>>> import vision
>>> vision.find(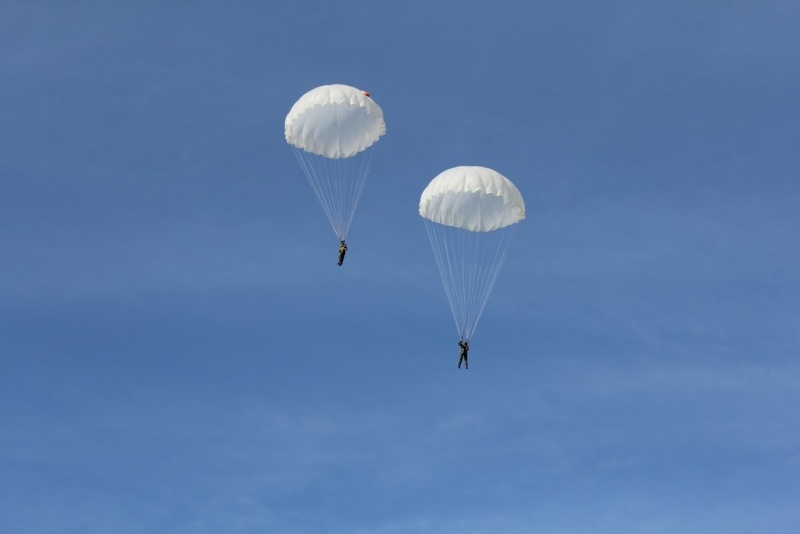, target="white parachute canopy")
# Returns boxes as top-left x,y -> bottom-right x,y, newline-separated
286,85 -> 386,241
420,166 -> 525,342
